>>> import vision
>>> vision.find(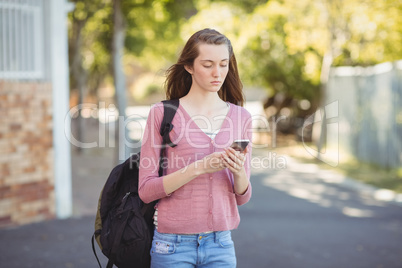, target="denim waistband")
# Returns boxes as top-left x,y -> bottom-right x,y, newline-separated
153,229 -> 231,244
